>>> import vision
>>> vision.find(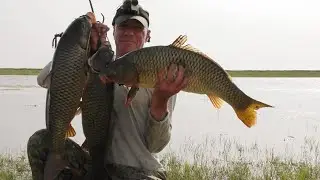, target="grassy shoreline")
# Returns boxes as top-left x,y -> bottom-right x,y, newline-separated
1,68 -> 320,77
2,136 -> 320,179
